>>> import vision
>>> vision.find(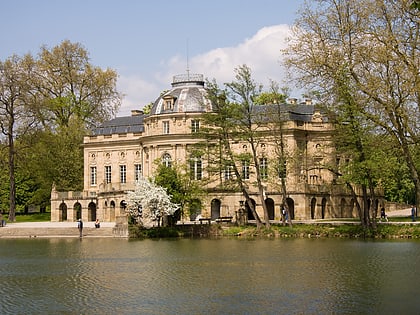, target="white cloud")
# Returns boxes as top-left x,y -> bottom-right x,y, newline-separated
116,75 -> 161,116
116,24 -> 292,116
